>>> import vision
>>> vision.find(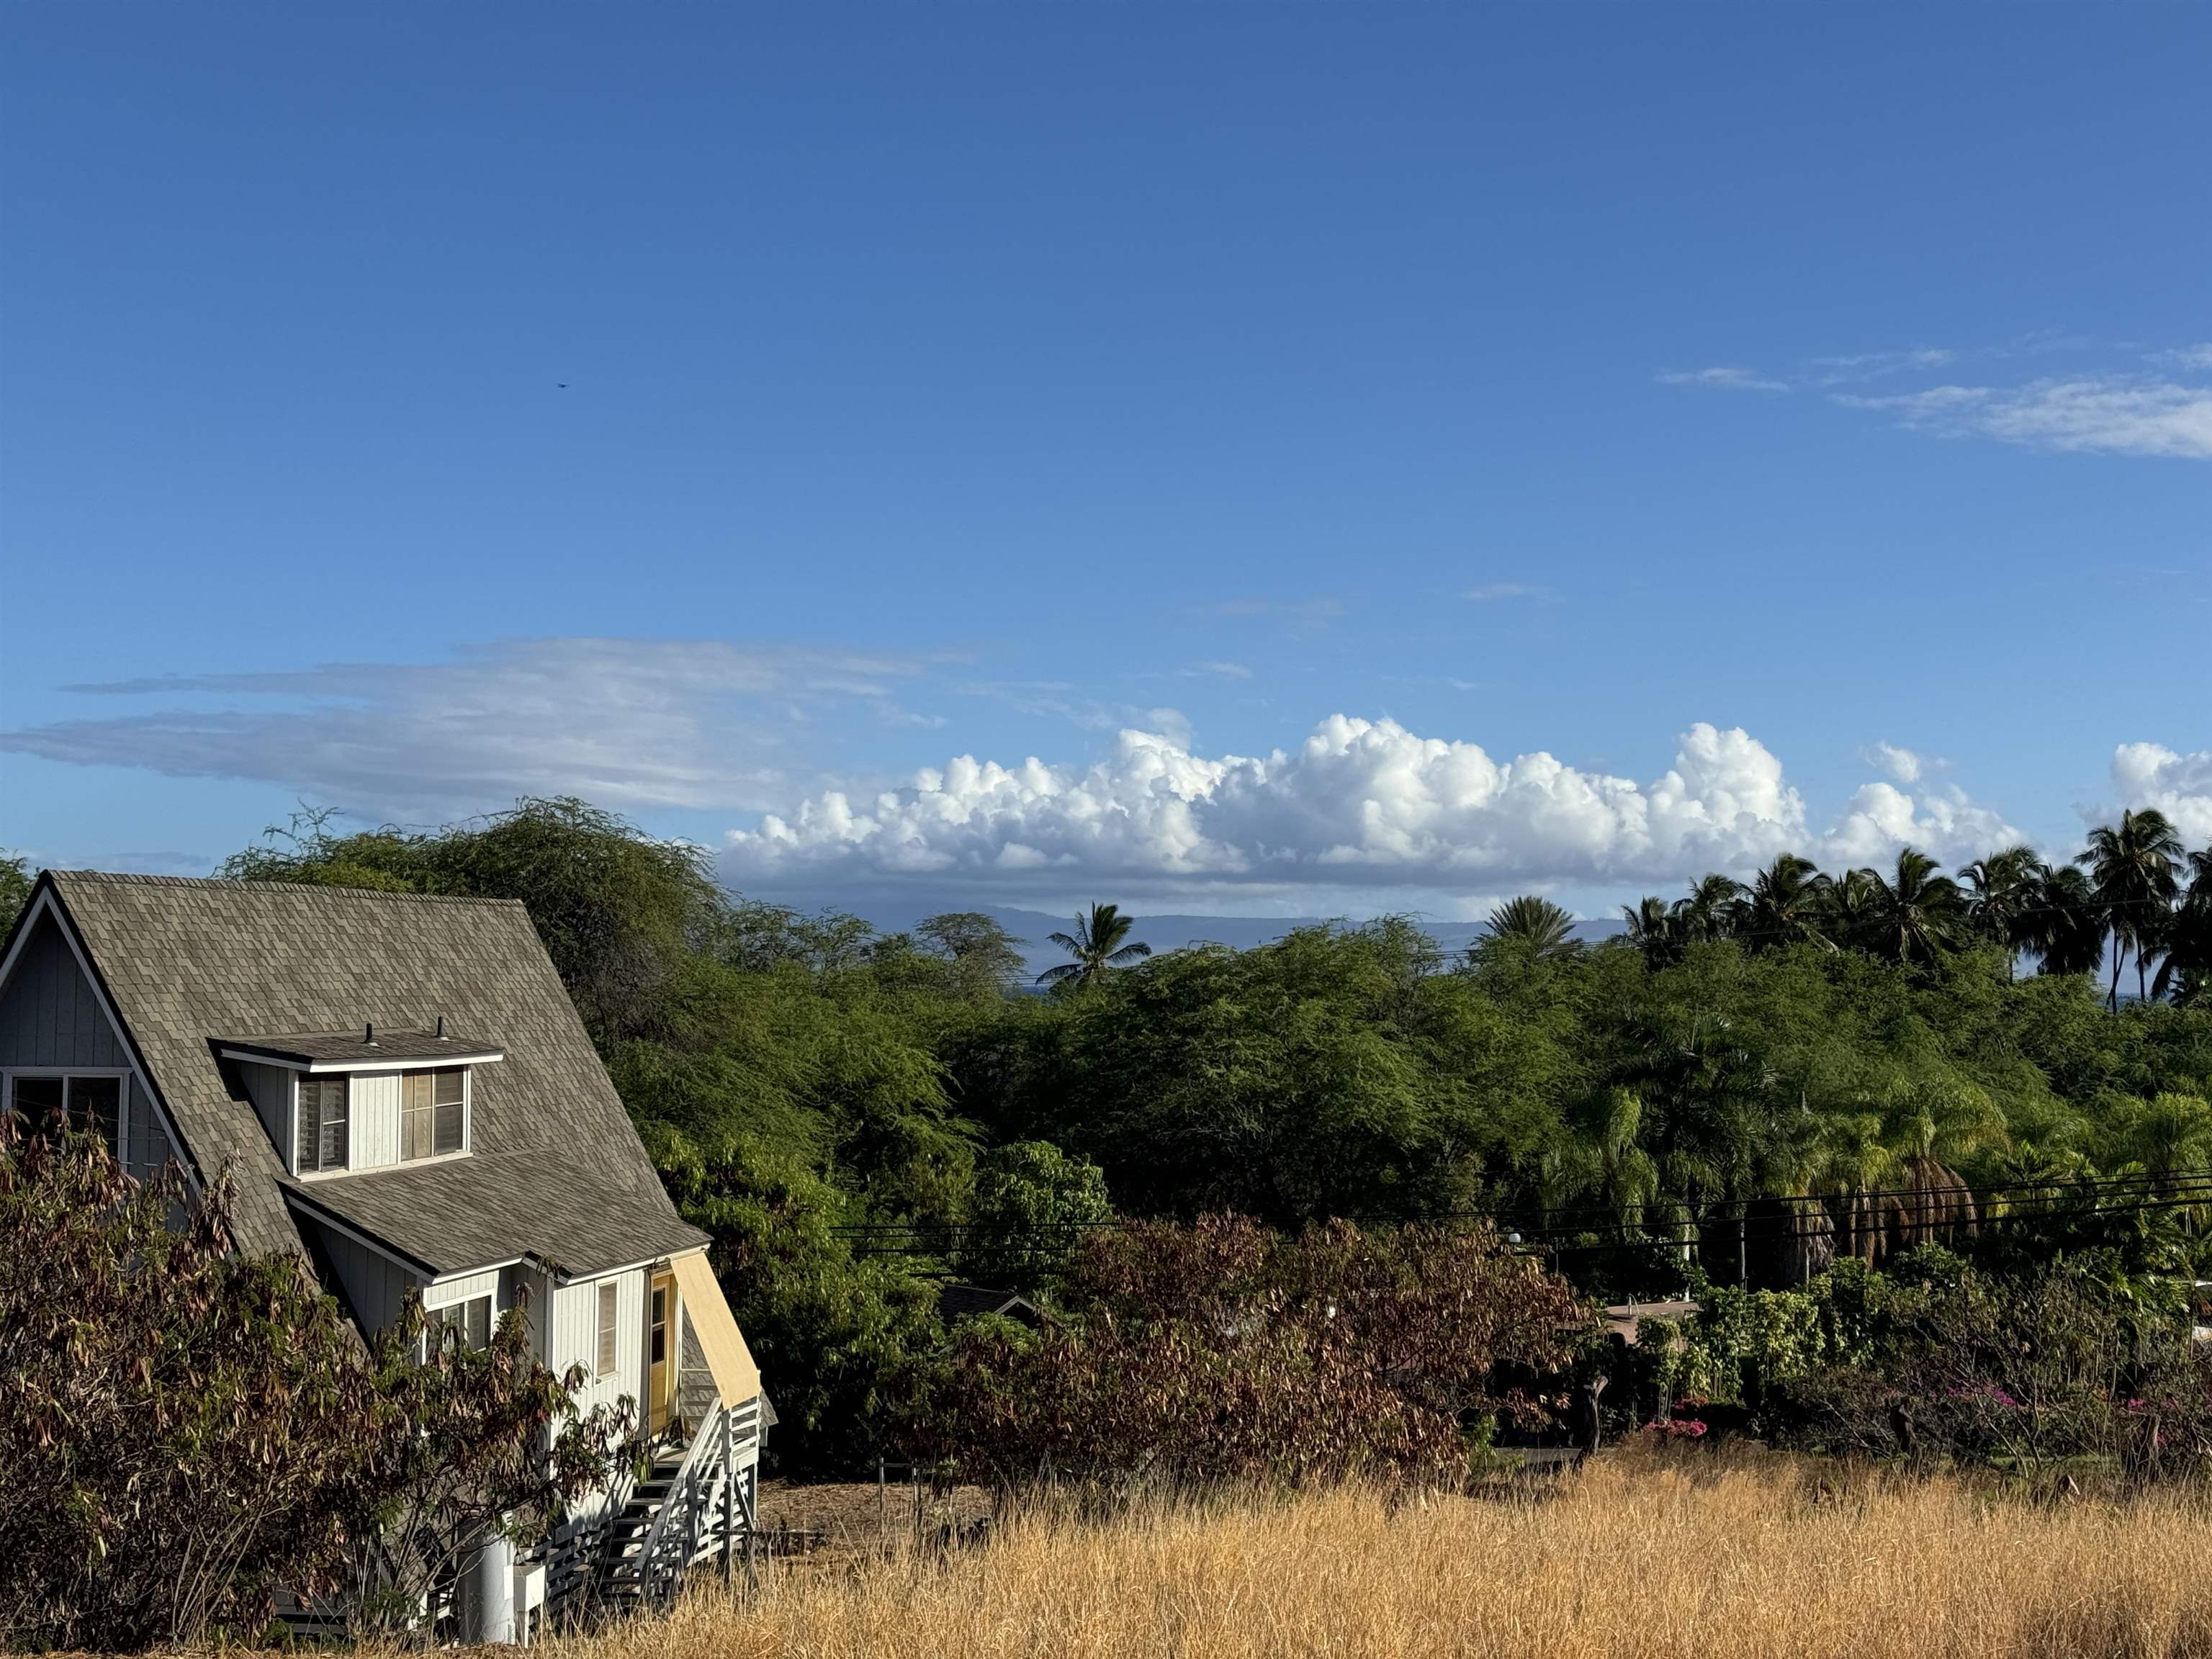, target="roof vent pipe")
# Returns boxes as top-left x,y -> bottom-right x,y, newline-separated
364,1021 -> 377,1047
436,1015 -> 446,1040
